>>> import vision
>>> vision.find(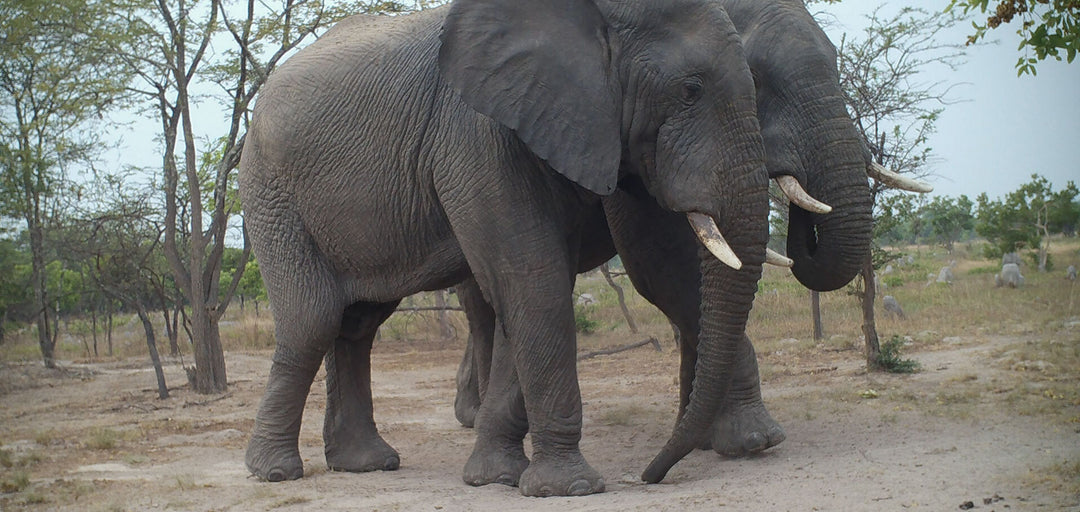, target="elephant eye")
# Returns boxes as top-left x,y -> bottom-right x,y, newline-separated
680,79 -> 703,105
